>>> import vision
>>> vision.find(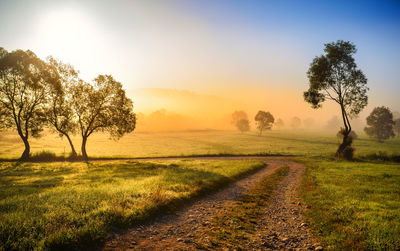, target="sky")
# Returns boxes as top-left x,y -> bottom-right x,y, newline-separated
0,0 -> 399,129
